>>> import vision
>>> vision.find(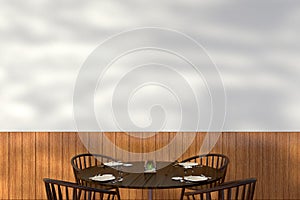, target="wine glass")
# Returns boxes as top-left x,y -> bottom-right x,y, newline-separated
116,161 -> 123,181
